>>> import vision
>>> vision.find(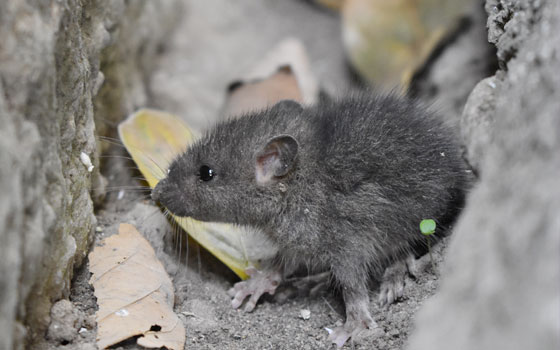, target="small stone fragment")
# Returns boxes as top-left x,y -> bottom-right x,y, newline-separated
47,299 -> 83,344
299,309 -> 311,320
